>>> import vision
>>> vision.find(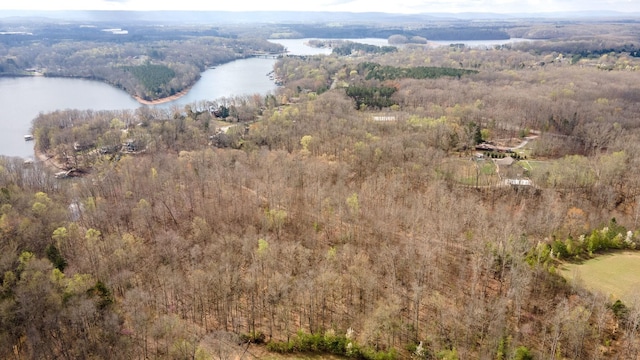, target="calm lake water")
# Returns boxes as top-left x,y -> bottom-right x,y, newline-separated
268,38 -> 390,55
0,57 -> 279,158
155,57 -> 278,109
0,76 -> 141,159
0,37 -> 523,158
